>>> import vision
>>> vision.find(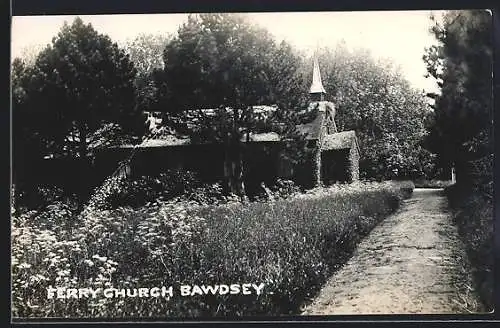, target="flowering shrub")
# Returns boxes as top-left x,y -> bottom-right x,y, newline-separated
11,181 -> 413,318
83,174 -> 128,213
